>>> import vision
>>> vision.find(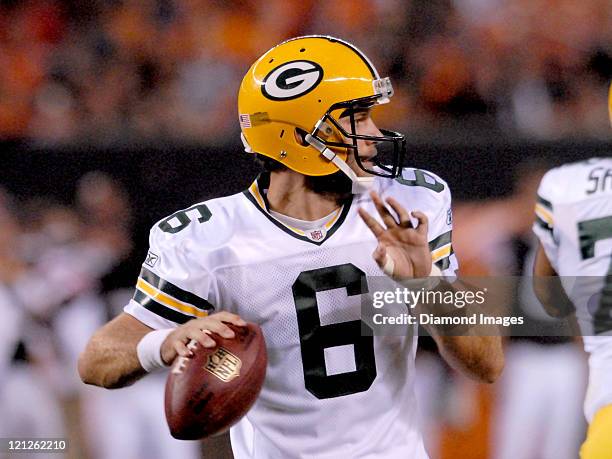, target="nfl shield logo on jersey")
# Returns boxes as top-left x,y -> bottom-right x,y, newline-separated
308,229 -> 325,241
